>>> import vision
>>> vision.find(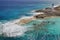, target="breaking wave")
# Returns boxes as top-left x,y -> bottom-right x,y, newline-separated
0,18 -> 30,37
